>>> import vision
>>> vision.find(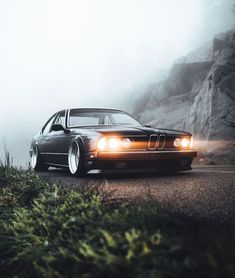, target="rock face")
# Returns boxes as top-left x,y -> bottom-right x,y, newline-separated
131,32 -> 235,162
